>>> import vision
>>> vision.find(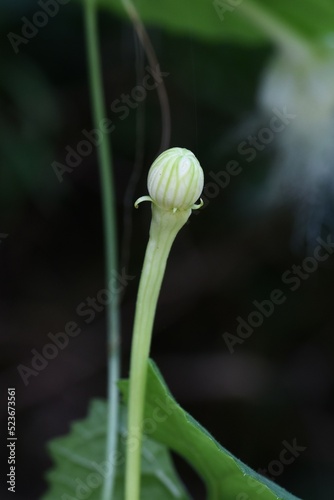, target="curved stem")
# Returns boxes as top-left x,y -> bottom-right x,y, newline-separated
125,206 -> 191,500
120,36 -> 146,278
121,0 -> 171,152
84,2 -> 120,499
